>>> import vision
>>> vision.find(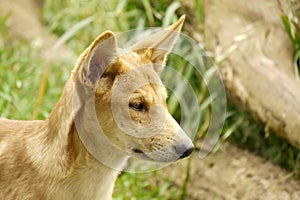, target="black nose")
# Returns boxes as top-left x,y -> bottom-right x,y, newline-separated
175,144 -> 194,159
